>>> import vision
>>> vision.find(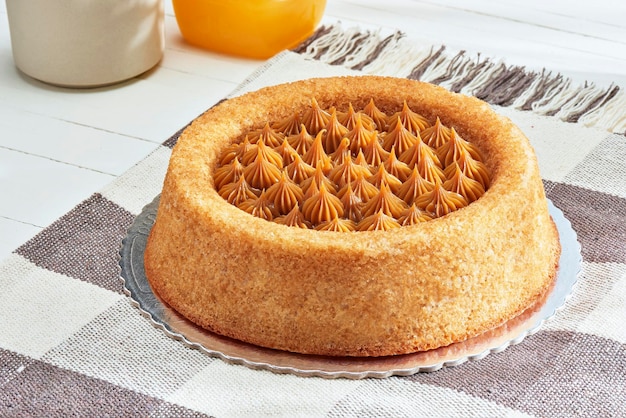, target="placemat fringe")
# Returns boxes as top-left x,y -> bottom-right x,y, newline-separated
297,24 -> 624,134
579,89 -> 626,133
